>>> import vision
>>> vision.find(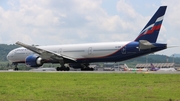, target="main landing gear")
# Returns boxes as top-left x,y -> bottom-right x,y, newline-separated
56,63 -> 94,71
13,63 -> 19,71
56,66 -> 70,71
81,68 -> 94,71
80,63 -> 94,71
56,62 -> 70,71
